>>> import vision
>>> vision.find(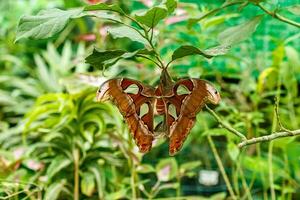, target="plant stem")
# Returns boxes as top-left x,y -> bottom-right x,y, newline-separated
268,141 -> 275,200
256,3 -> 300,28
205,105 -> 247,140
73,148 -> 79,200
237,160 -> 253,200
207,135 -> 237,200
